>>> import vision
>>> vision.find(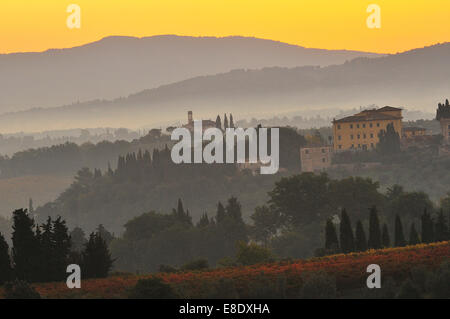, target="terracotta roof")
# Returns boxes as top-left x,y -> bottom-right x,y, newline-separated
378,106 -> 403,112
333,112 -> 401,123
333,106 -> 403,123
